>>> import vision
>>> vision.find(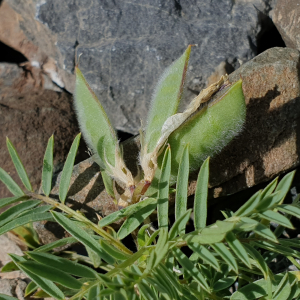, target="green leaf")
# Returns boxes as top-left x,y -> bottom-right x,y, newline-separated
42,135 -> 54,196
275,171 -> 296,204
0,212 -> 53,235
10,254 -> 65,300
211,242 -> 238,273
1,261 -> 19,273
117,200 -> 157,240
158,264 -> 183,296
145,45 -> 191,153
168,79 -> 246,177
261,177 -> 278,199
6,137 -> 32,191
172,247 -> 210,292
255,192 -> 282,212
27,252 -> 97,279
138,281 -> 158,300
99,197 -> 157,227
187,243 -> 220,271
86,246 -> 101,269
254,222 -> 278,243
146,227 -> 169,271
24,281 -> 38,297
213,276 -> 237,292
74,67 -> 117,170
279,239 -> 300,249
277,204 -> 300,218
0,167 -> 24,196
175,144 -> 189,222
194,157 -> 209,230
106,247 -> 149,278
137,224 -> 150,249
169,209 -> 191,240
185,230 -> 225,245
0,200 -> 40,227
273,272 -> 291,300
51,211 -> 114,264
59,133 -> 81,203
234,190 -> 262,217
0,295 -> 19,300
148,268 -> 178,299
154,265 -> 182,299
87,282 -> 103,300
225,231 -> 251,268
154,228 -> 169,264
185,220 -> 234,244
19,260 -> 82,289
17,205 -> 52,218
144,277 -> 169,296
157,146 -> 171,229
146,229 -> 160,246
243,243 -> 269,279
0,195 -> 29,210
99,239 -> 130,260
230,273 -> 284,300
259,210 -> 294,229
255,240 -> 300,259
101,170 -> 115,198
